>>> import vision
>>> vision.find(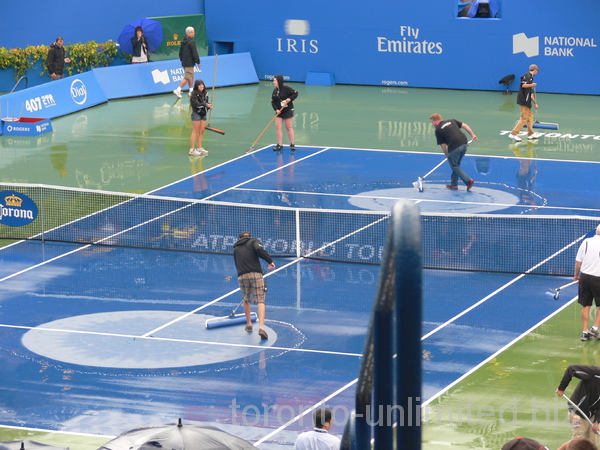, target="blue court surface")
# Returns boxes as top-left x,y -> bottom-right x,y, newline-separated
1,145 -> 598,448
